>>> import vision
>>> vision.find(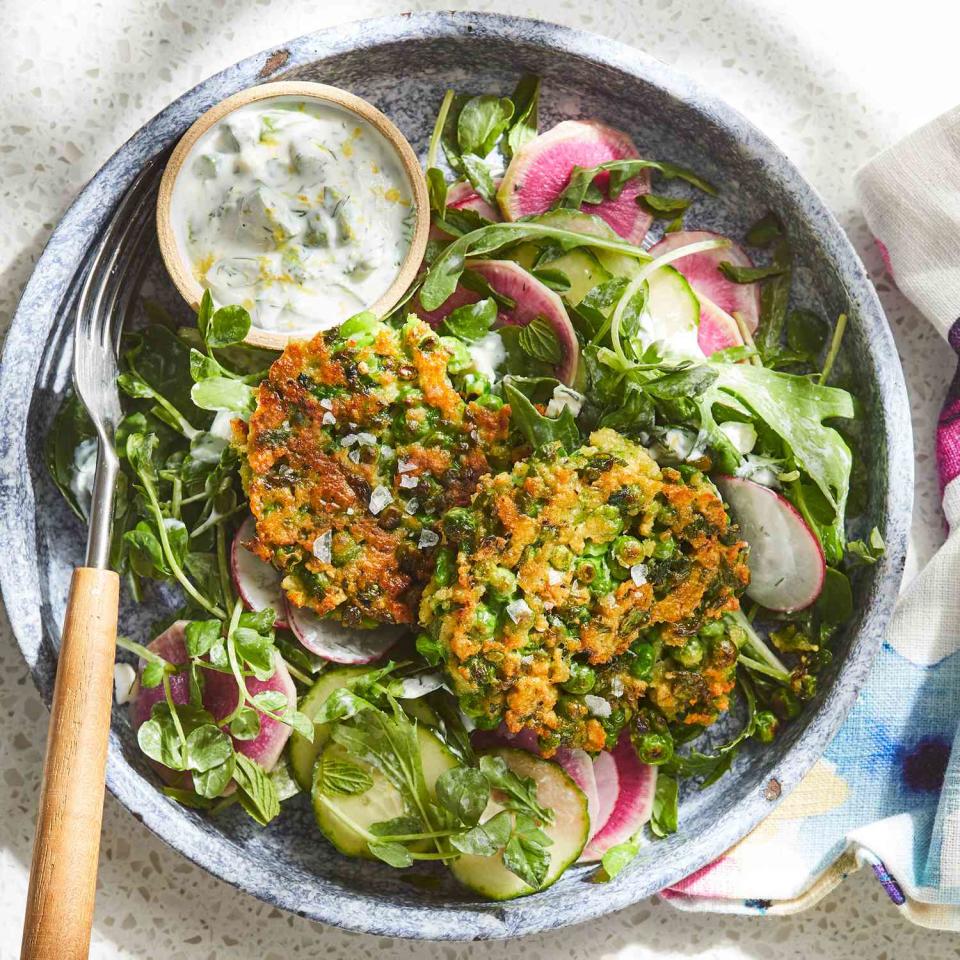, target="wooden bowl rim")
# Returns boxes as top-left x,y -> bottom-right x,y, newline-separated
156,80 -> 430,351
